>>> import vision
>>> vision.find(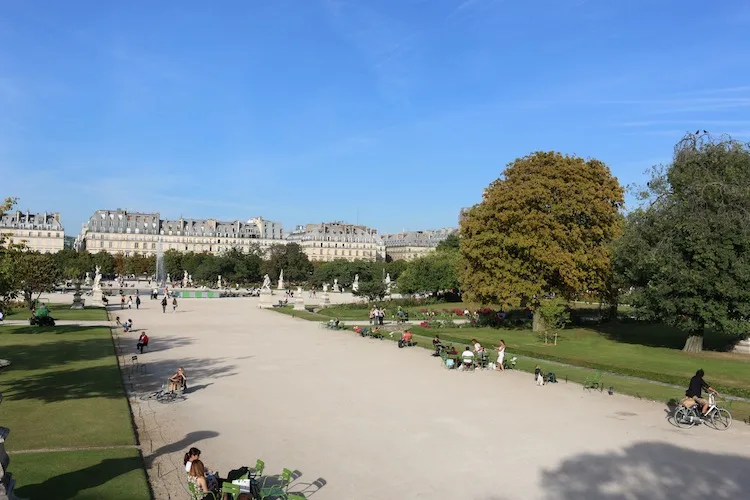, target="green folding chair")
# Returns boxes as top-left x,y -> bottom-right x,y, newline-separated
250,458 -> 265,480
260,468 -> 305,500
187,482 -> 216,500
221,482 -> 241,499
